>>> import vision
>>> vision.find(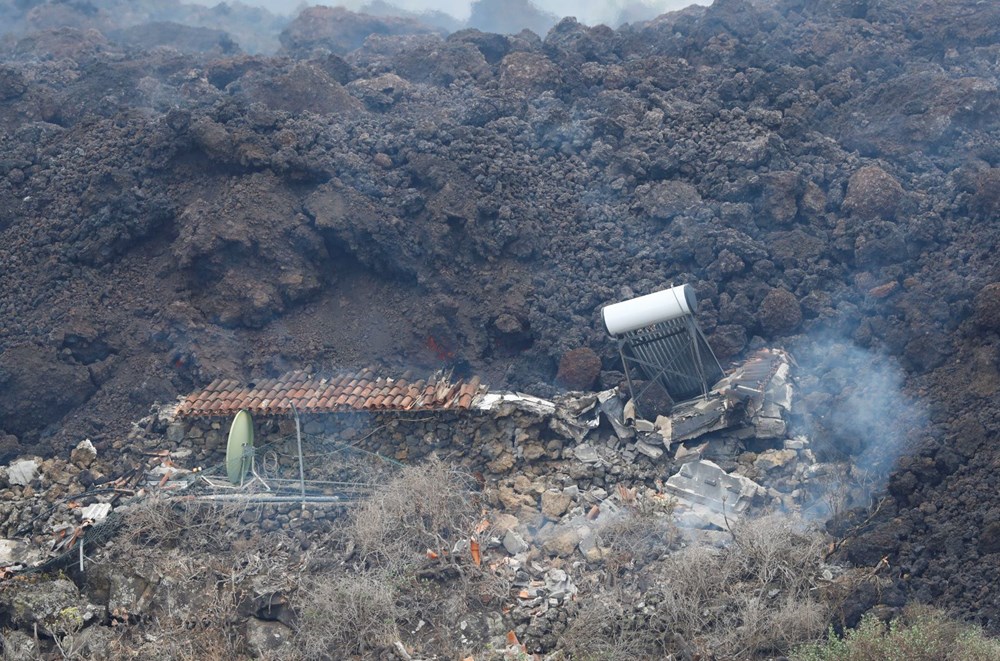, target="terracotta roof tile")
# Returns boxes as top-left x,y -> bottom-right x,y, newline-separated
175,369 -> 488,418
